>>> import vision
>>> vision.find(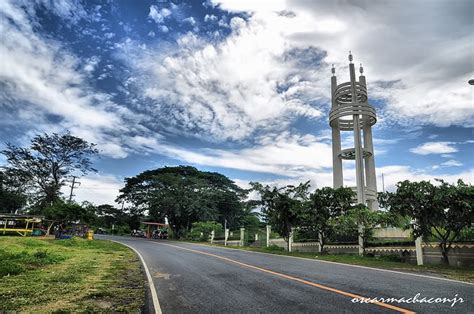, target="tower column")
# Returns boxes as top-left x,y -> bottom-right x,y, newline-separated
363,126 -> 377,209
349,59 -> 365,205
331,70 -> 343,188
332,129 -> 343,188
360,74 -> 377,210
